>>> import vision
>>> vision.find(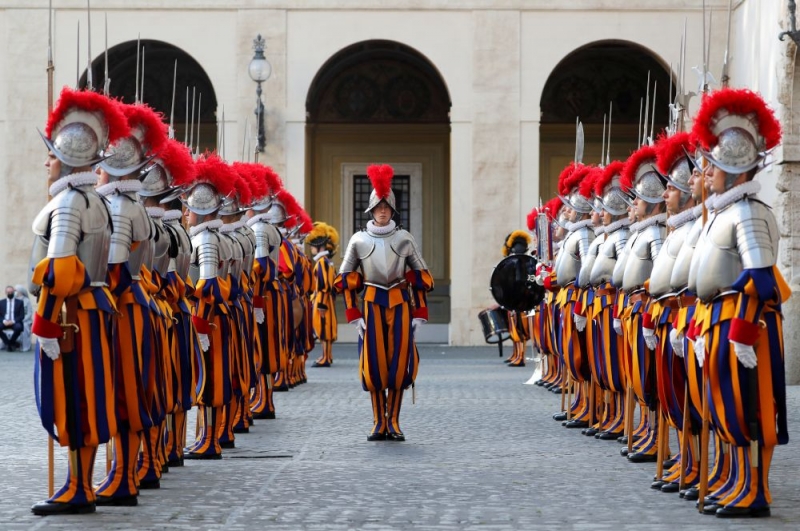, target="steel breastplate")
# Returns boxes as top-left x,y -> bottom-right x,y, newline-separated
578,235 -> 602,288
591,227 -> 627,287
622,224 -> 665,292
555,230 -> 583,286
649,221 -> 691,298
671,216 -> 703,292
